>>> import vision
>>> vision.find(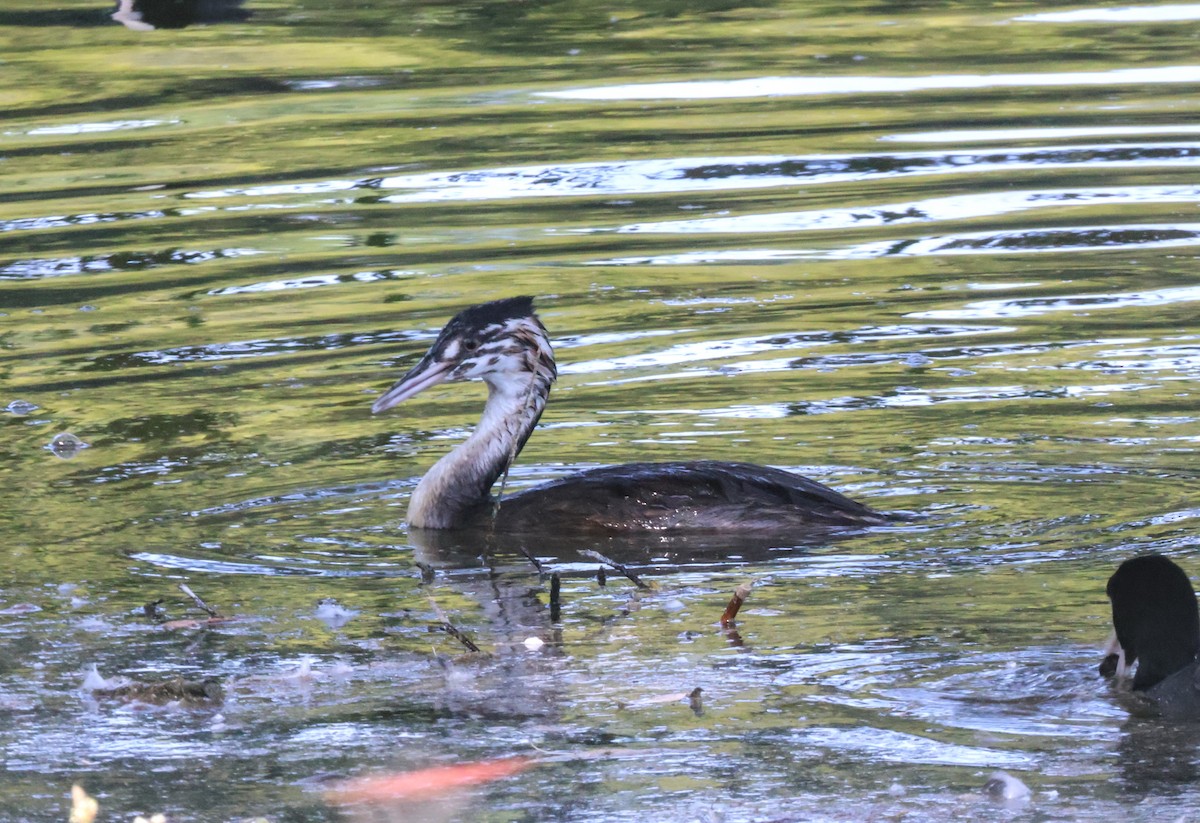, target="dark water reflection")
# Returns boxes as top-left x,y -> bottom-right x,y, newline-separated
6,0 -> 1200,820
